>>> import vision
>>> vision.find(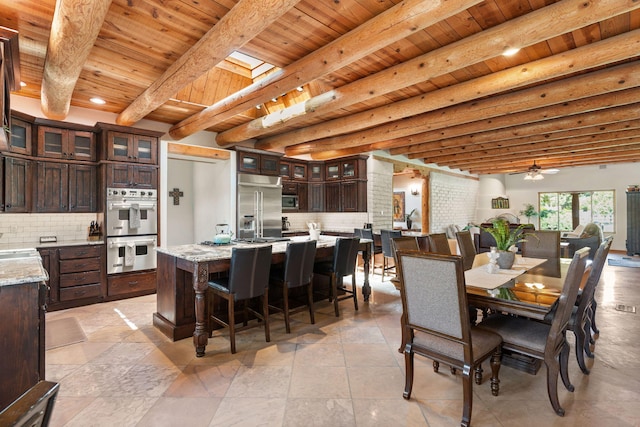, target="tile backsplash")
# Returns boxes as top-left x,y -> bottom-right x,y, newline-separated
0,213 -> 99,245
